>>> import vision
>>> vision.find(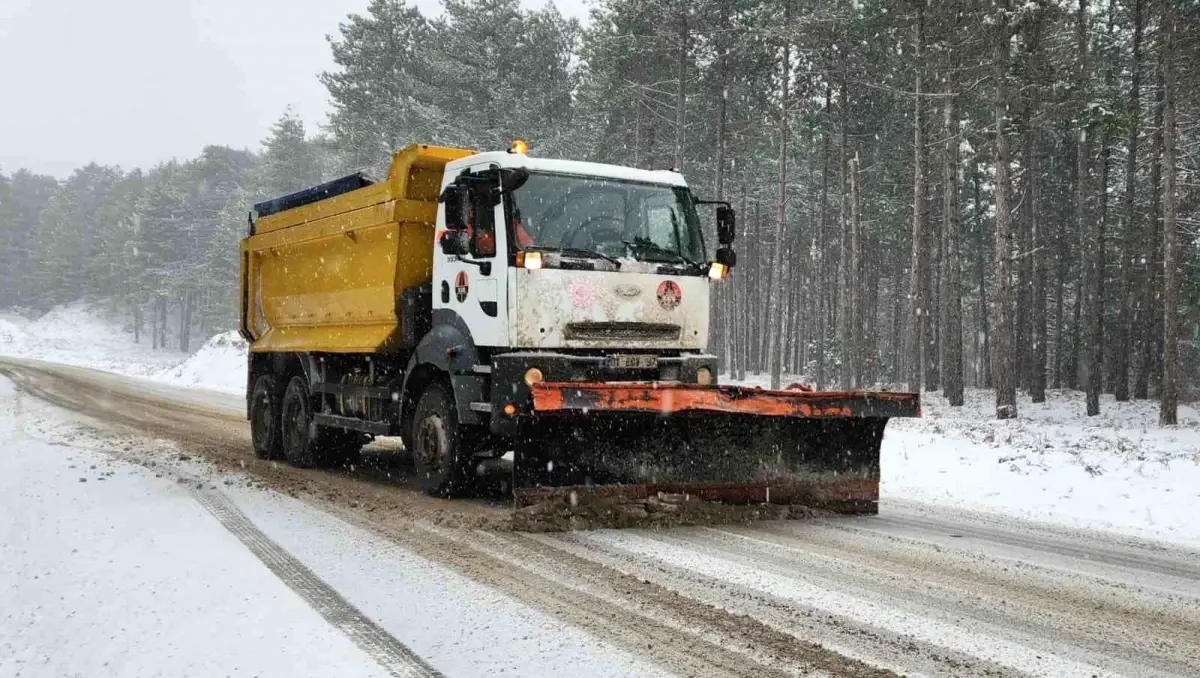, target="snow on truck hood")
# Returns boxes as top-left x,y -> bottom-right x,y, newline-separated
445,151 -> 689,187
